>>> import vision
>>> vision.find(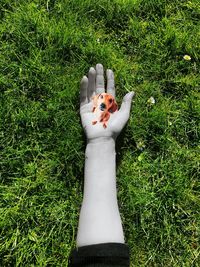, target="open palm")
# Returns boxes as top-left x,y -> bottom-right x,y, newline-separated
80,64 -> 135,142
